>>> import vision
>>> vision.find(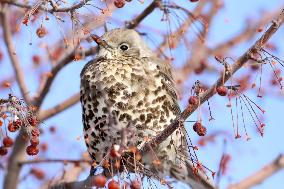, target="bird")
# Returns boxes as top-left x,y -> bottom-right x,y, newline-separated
80,28 -> 214,189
